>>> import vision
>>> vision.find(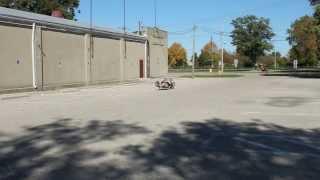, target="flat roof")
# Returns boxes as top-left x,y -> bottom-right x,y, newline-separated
0,6 -> 146,42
